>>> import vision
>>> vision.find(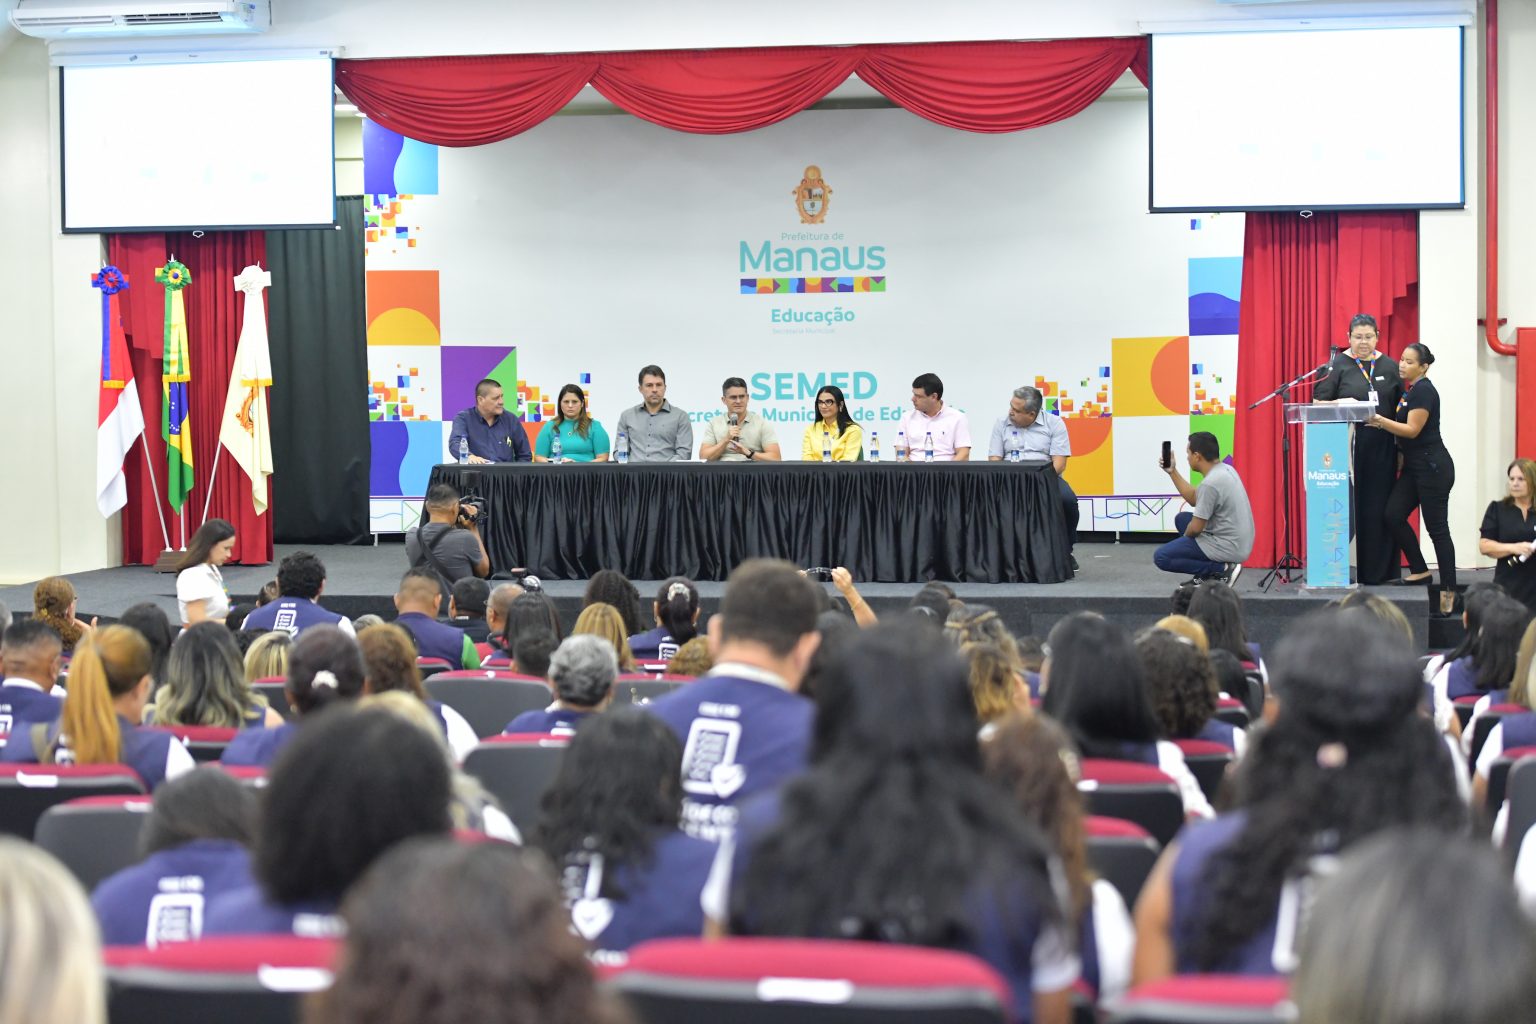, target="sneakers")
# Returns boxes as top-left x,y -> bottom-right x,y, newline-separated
1225,562 -> 1242,586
